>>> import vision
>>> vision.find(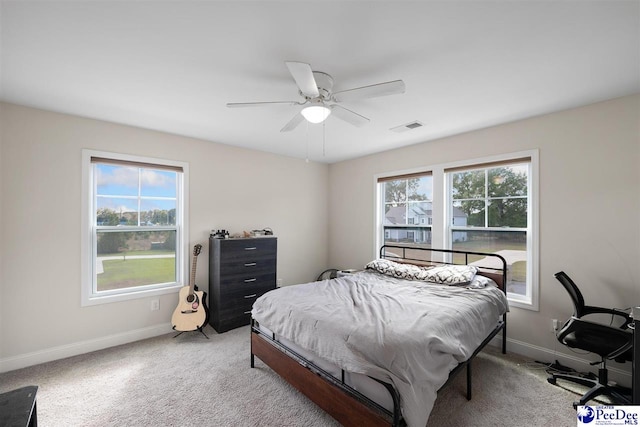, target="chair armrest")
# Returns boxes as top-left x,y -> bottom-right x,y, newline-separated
582,306 -> 632,328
